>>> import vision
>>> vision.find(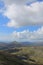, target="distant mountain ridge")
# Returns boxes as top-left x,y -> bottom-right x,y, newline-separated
0,41 -> 22,50
0,41 -> 43,50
